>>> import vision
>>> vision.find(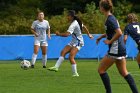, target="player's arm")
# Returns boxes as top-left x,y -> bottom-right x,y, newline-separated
96,34 -> 106,44
124,35 -> 128,44
82,25 -> 93,39
104,28 -> 122,44
31,28 -> 38,37
123,26 -> 129,44
56,31 -> 70,37
47,28 -> 51,39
